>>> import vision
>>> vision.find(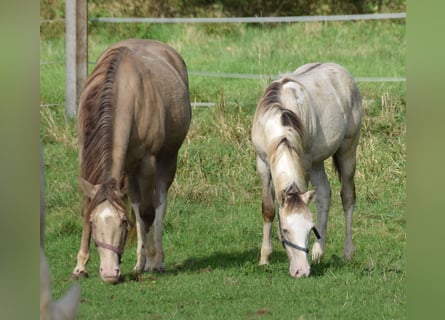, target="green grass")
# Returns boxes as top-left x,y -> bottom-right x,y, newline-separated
41,21 -> 405,319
